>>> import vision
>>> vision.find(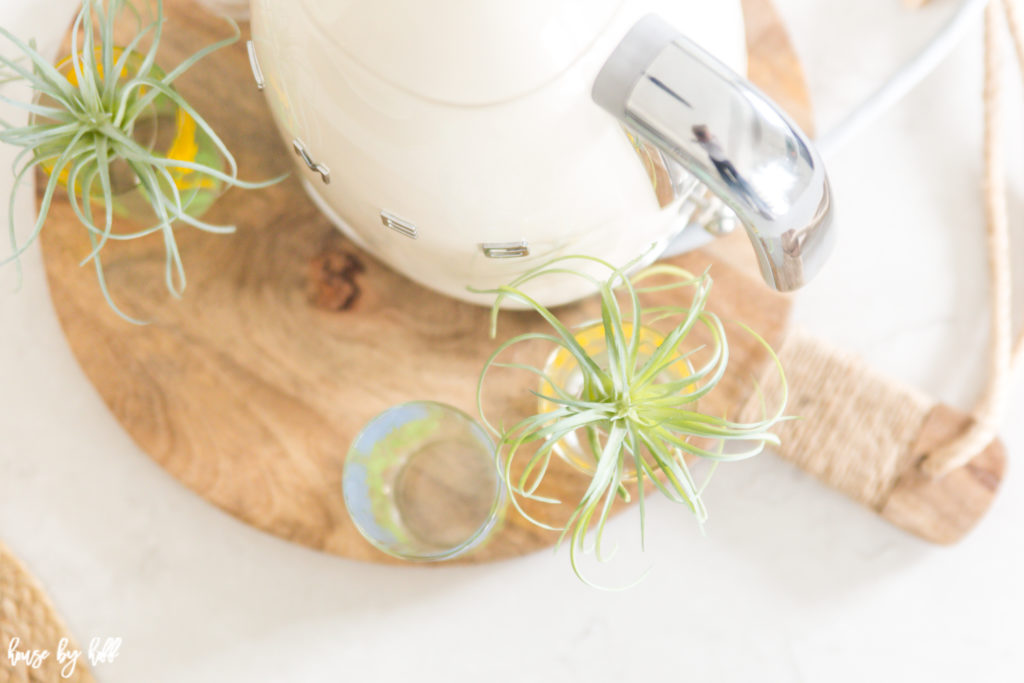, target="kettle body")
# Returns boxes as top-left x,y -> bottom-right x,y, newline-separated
247,0 -> 829,305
